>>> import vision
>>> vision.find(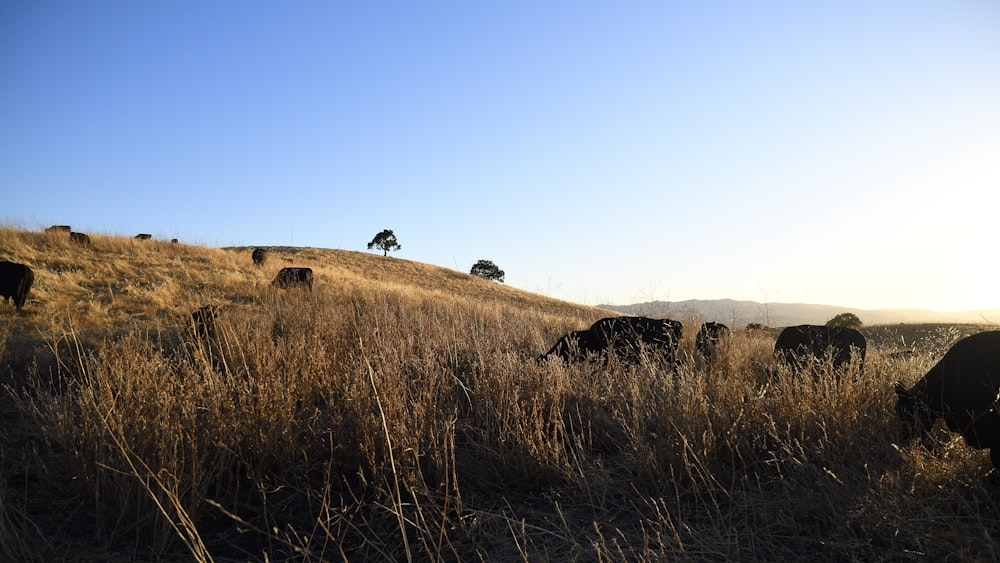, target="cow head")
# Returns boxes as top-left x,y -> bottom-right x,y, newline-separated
894,381 -> 935,441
